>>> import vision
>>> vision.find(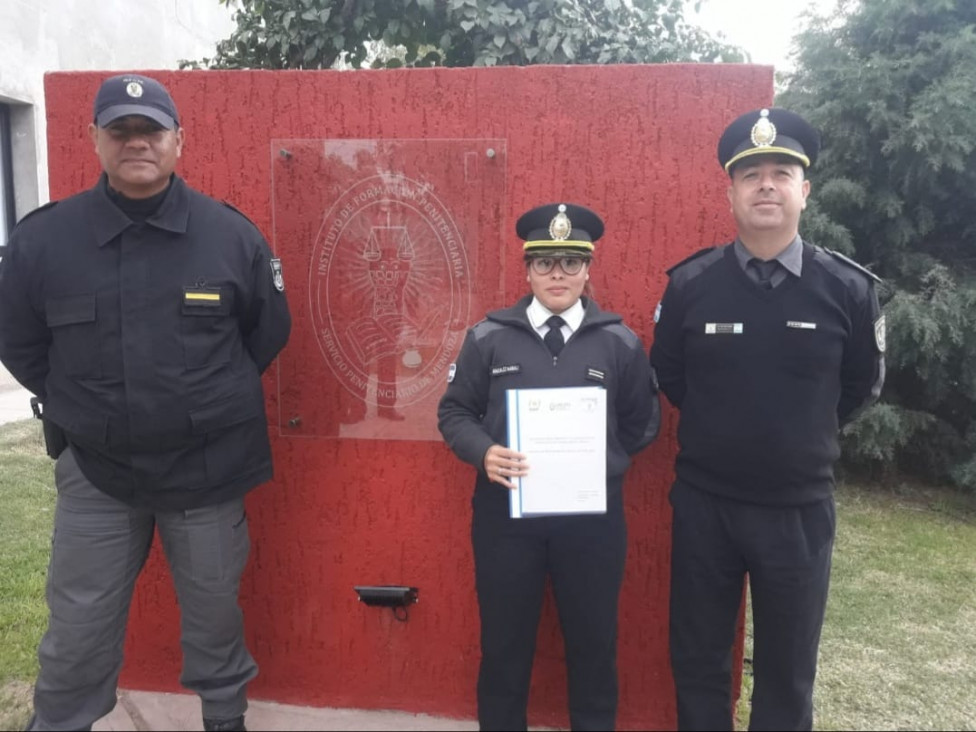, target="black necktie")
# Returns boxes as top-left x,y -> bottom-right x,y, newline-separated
544,315 -> 566,357
749,258 -> 779,290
